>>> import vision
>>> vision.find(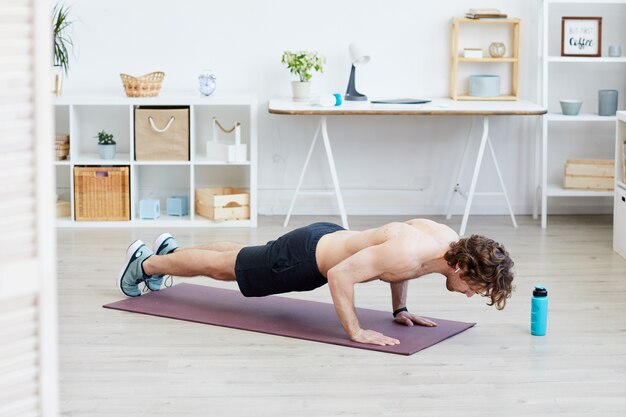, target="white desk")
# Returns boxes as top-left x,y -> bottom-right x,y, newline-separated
269,98 -> 546,235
